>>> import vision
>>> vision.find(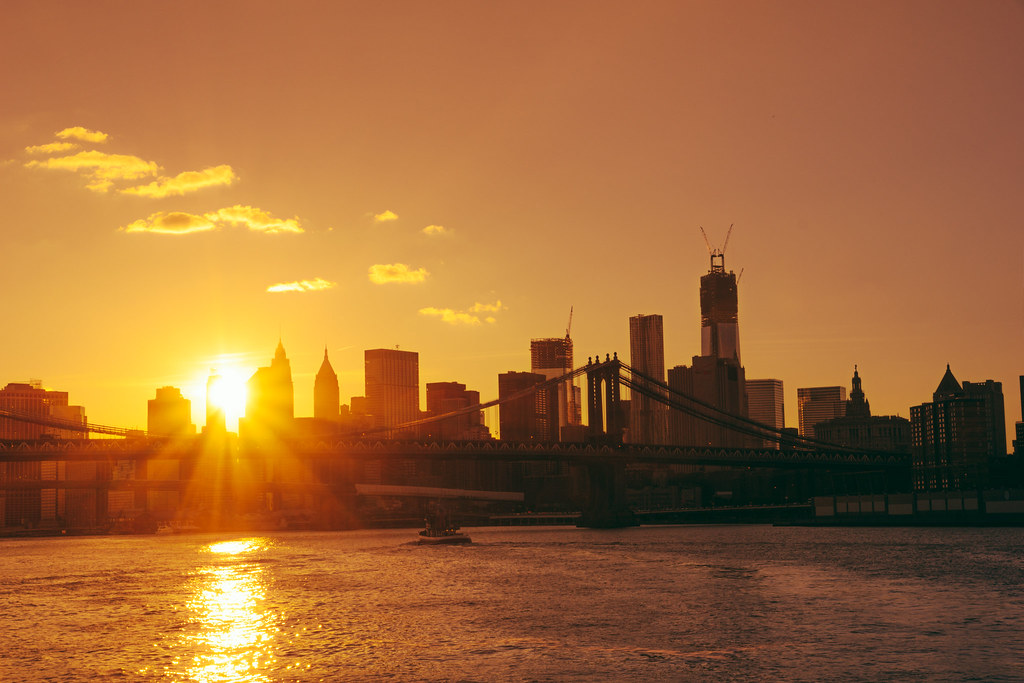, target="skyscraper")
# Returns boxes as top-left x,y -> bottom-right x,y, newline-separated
243,340 -> 295,439
746,379 -> 785,448
910,365 -> 1002,491
700,250 -> 740,362
148,386 -> 195,437
629,313 -> 667,444
666,247 -> 750,448
365,348 -> 419,436
424,382 -> 487,441
313,347 -> 340,421
797,386 -> 846,438
498,371 -> 547,441
530,336 -> 580,440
